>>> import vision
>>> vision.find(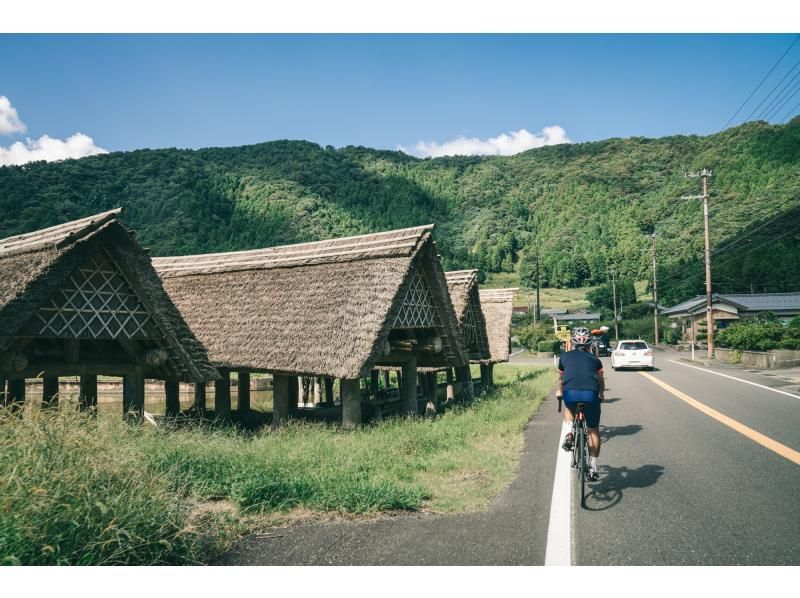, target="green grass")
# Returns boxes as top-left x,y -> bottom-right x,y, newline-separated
0,364 -> 556,564
482,273 -> 596,310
